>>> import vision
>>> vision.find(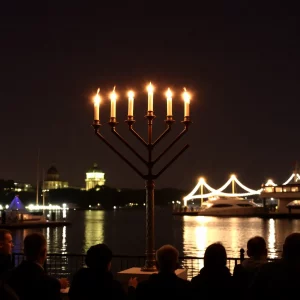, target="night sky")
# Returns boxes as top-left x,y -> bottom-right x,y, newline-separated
1,1 -> 300,192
